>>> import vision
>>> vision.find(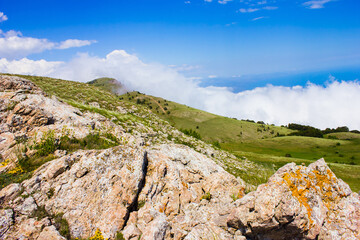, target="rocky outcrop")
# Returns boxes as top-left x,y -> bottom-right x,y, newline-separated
0,144 -> 245,239
1,75 -> 359,240
0,75 -> 127,167
227,159 -> 360,240
0,75 -> 43,94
